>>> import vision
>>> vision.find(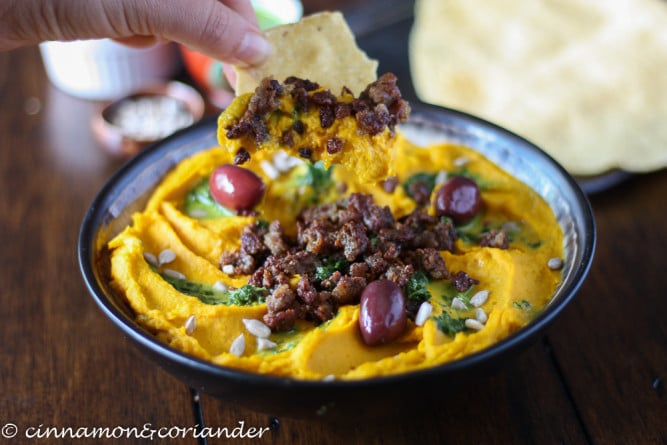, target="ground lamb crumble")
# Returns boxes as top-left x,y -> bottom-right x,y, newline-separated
220,193 -> 481,331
